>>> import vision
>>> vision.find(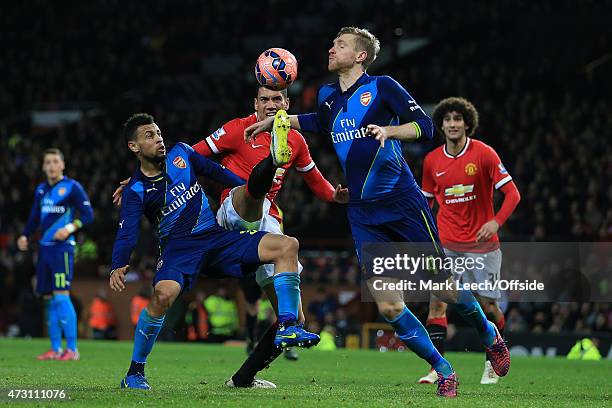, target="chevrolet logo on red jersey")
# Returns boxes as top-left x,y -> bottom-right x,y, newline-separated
173,156 -> 187,169
445,184 -> 474,197
360,92 -> 372,106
